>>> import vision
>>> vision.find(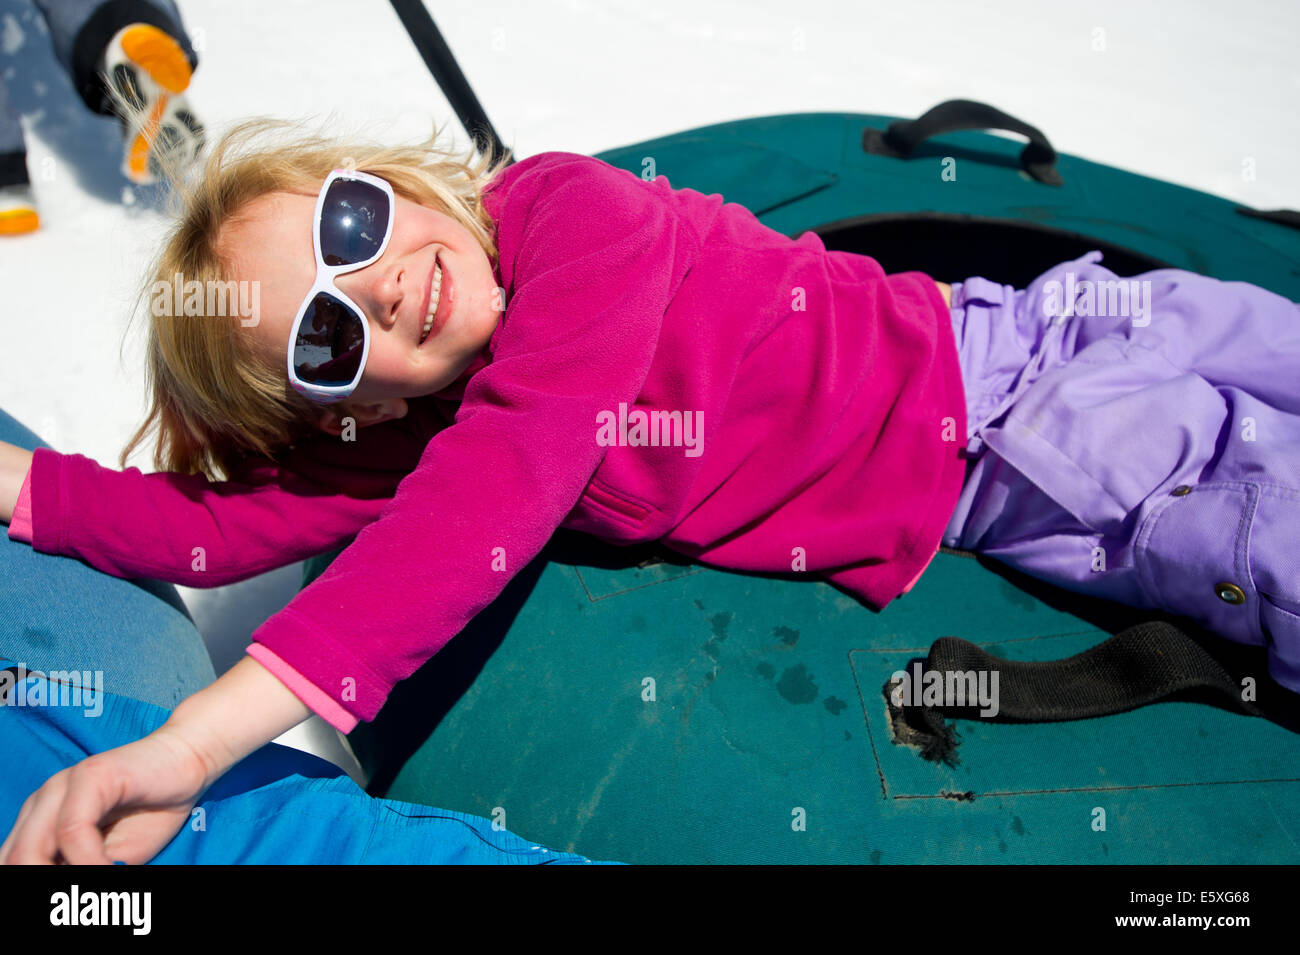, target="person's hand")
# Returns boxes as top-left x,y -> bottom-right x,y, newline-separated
0,725 -> 214,865
0,439 -> 35,524
1,655 -> 314,864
